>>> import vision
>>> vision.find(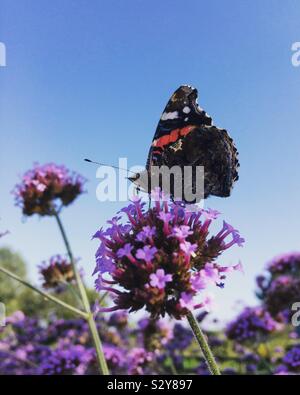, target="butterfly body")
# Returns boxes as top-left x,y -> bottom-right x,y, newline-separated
129,85 -> 239,203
